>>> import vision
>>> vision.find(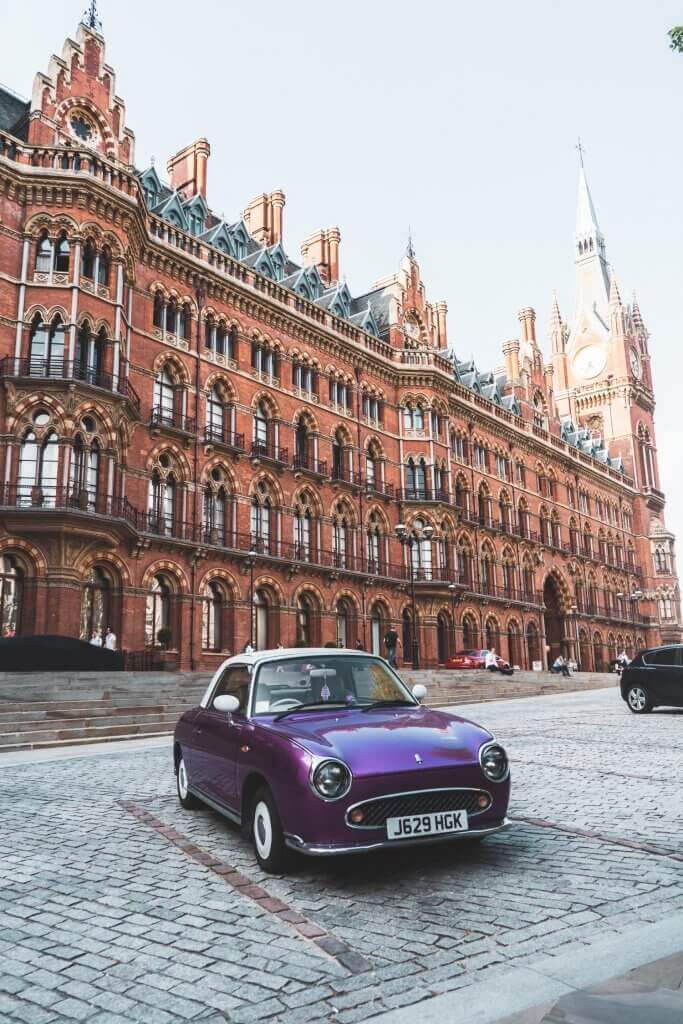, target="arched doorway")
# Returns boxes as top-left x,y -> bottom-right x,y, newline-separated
336,598 -> 354,648
369,603 -> 384,656
526,621 -> 541,667
437,611 -> 449,664
461,613 -> 478,650
507,621 -> 522,668
254,589 -> 270,650
1,554 -> 24,637
578,628 -> 591,671
543,575 -> 566,664
593,632 -> 604,671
